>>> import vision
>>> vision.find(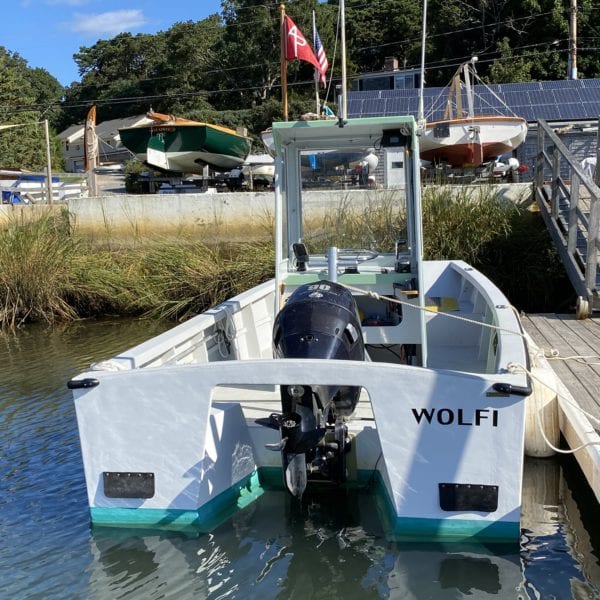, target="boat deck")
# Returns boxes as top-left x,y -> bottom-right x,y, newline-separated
521,313 -> 600,502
